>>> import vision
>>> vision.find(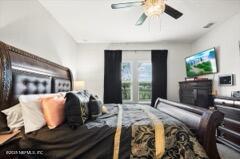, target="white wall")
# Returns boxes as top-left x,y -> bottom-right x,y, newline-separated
0,0 -> 77,77
192,12 -> 240,96
76,42 -> 192,101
